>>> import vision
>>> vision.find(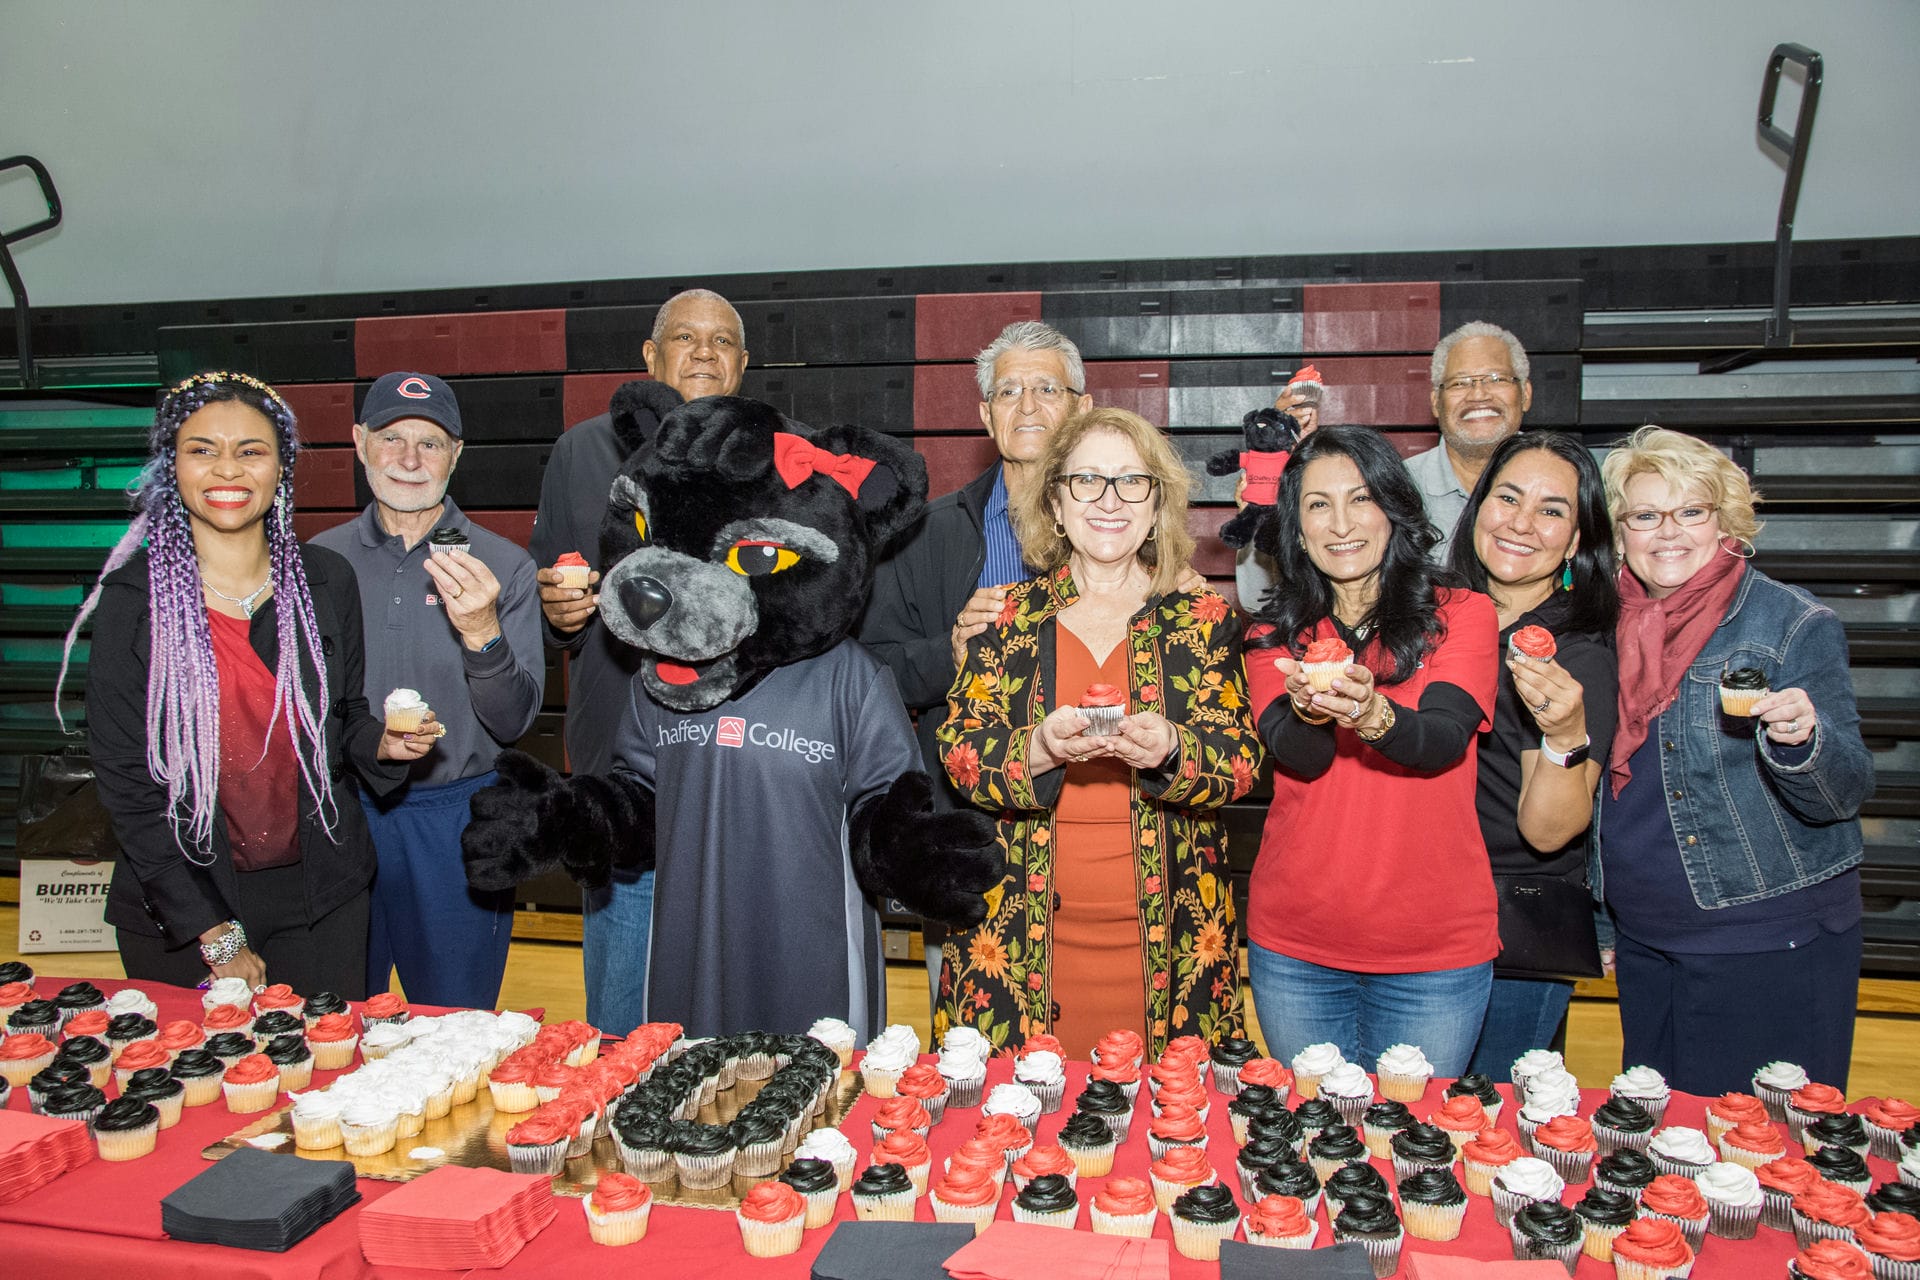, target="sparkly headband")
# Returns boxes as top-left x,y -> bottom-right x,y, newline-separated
162,370 -> 292,415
